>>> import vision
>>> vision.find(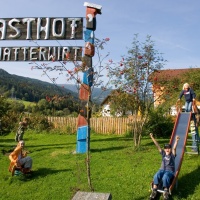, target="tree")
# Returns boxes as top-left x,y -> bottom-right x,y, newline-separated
109,34 -> 167,148
109,90 -> 136,116
0,96 -> 10,118
38,99 -> 49,111
0,96 -> 20,134
31,37 -> 112,191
